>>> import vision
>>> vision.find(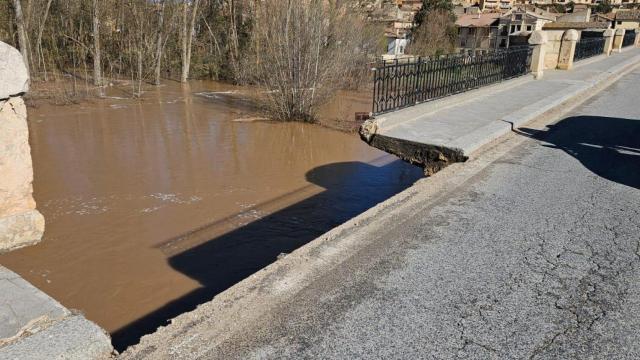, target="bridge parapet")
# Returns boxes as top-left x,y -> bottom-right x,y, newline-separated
0,41 -> 44,253
360,45 -> 640,175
